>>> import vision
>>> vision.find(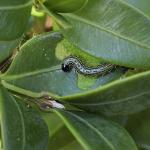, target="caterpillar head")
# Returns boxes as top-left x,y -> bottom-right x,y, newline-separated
61,62 -> 73,72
